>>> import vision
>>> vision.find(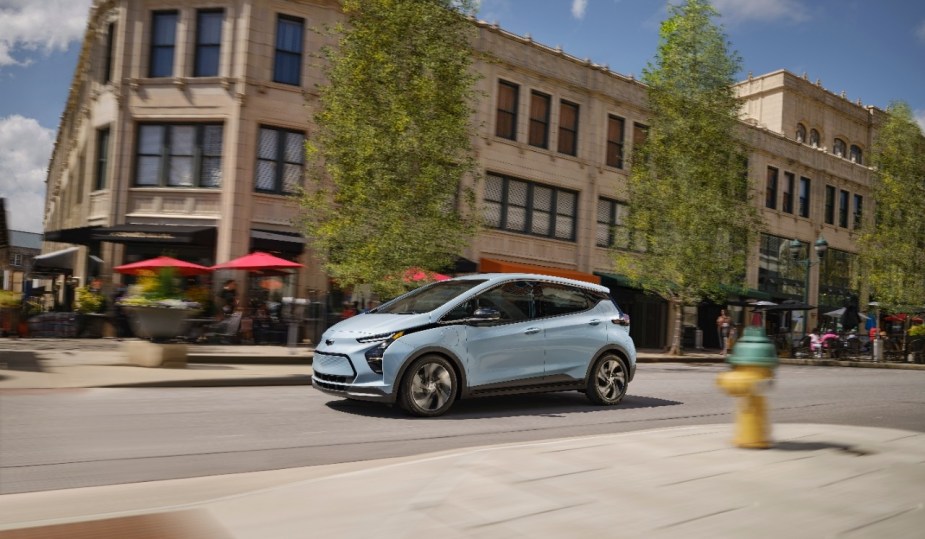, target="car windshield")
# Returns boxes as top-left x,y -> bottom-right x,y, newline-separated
373,279 -> 487,315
